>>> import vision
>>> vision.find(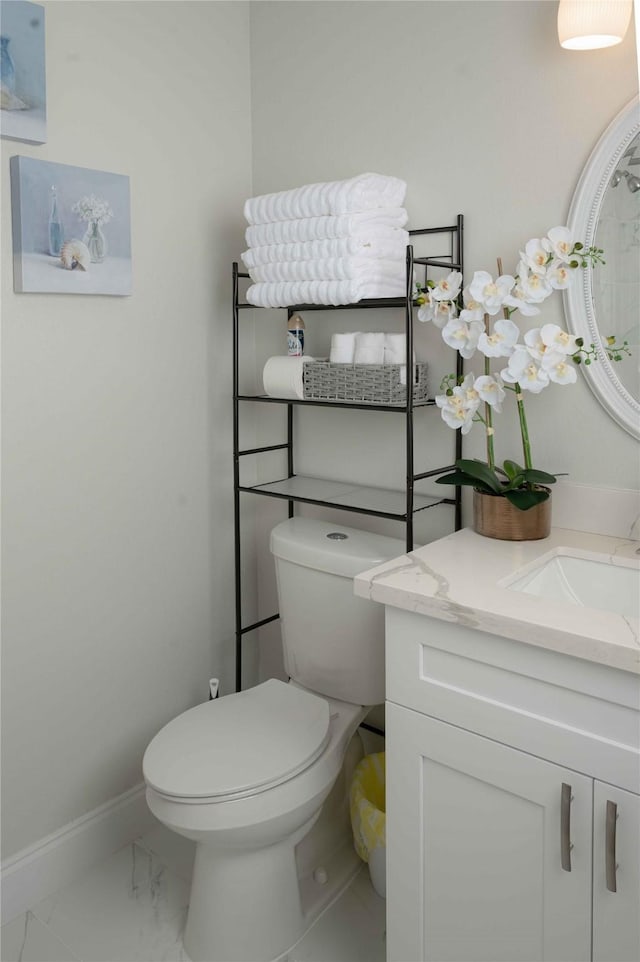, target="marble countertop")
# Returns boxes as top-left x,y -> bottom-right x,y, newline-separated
354,527 -> 640,673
